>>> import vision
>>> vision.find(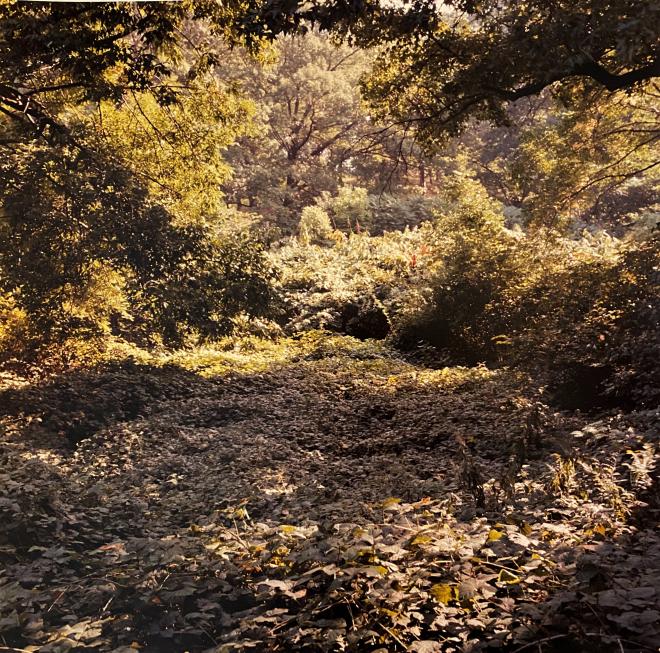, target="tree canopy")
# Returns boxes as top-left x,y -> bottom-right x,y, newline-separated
2,0 -> 658,146
224,0 -> 660,142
